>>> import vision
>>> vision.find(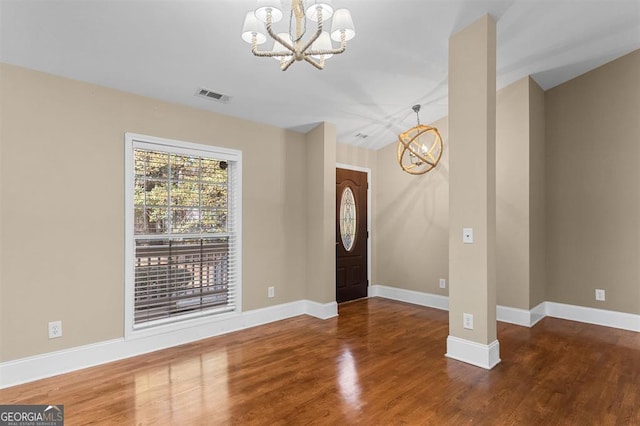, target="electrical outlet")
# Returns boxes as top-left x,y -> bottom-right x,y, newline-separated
463,313 -> 474,330
595,289 -> 605,301
268,286 -> 275,298
439,278 -> 446,289
463,228 -> 474,244
48,321 -> 62,339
